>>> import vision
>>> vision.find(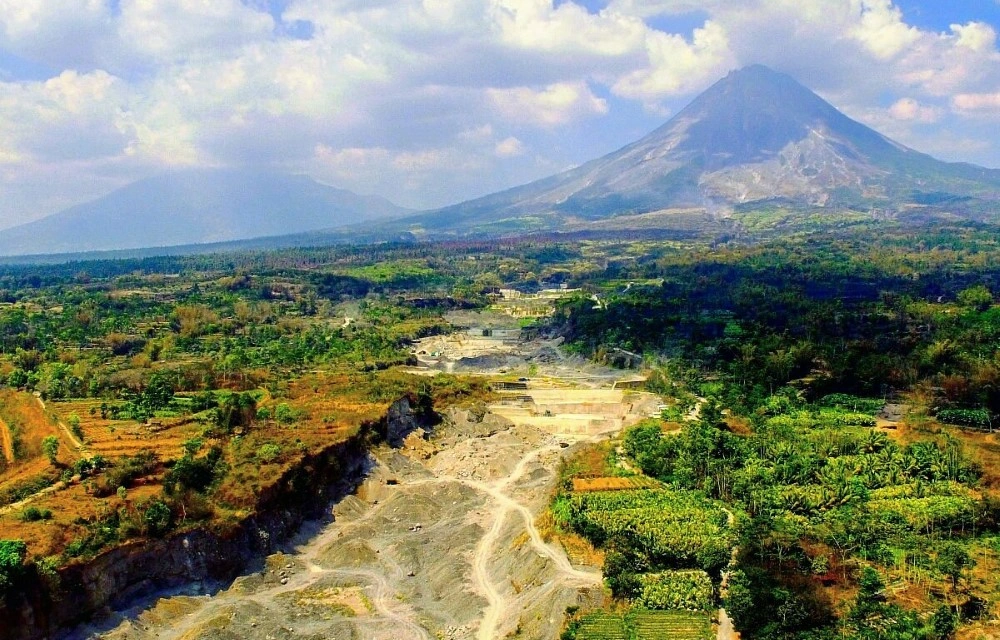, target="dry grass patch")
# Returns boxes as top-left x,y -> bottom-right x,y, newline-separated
0,390 -> 63,465
571,476 -> 662,492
